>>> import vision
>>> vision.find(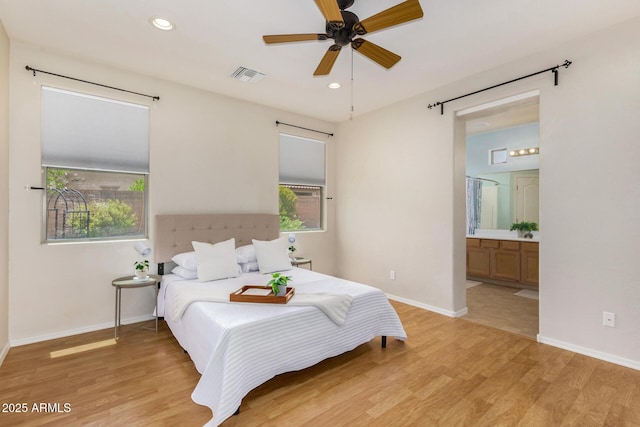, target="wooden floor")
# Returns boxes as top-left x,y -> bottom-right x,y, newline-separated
463,283 -> 539,339
1,301 -> 639,426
